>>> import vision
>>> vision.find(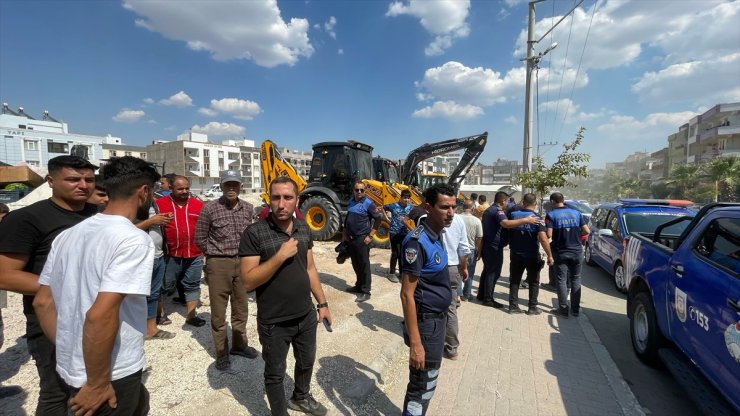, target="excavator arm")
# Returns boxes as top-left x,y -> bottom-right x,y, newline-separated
260,140 -> 307,205
400,132 -> 488,193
